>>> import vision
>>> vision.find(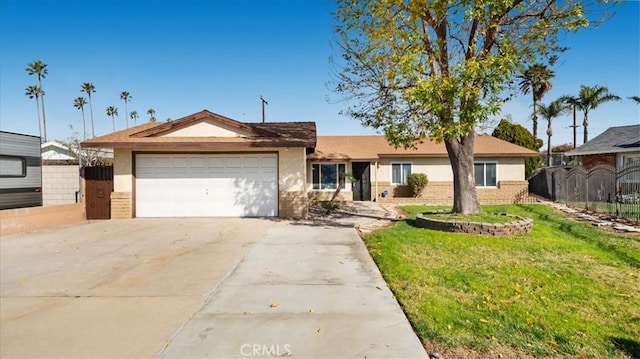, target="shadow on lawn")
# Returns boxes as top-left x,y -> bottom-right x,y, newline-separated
517,204 -> 640,269
611,337 -> 640,359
